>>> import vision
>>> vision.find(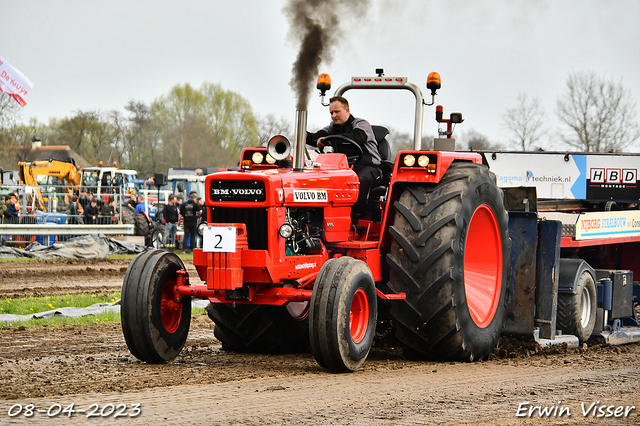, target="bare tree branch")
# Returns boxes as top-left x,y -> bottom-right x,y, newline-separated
556,70 -> 639,152
256,114 -> 292,146
503,93 -> 547,150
